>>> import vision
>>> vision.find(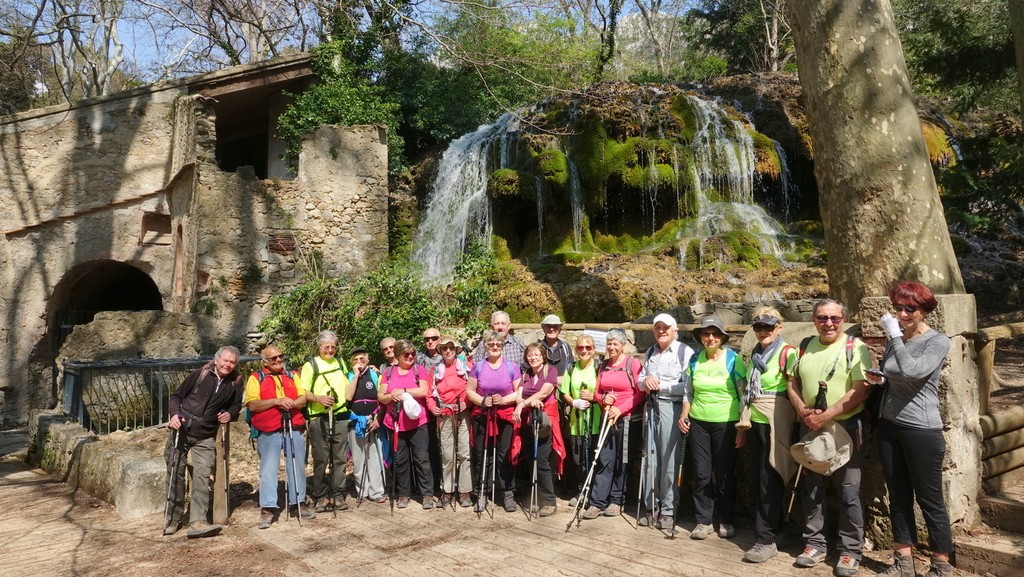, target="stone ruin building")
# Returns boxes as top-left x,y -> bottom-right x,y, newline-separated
0,53 -> 389,426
